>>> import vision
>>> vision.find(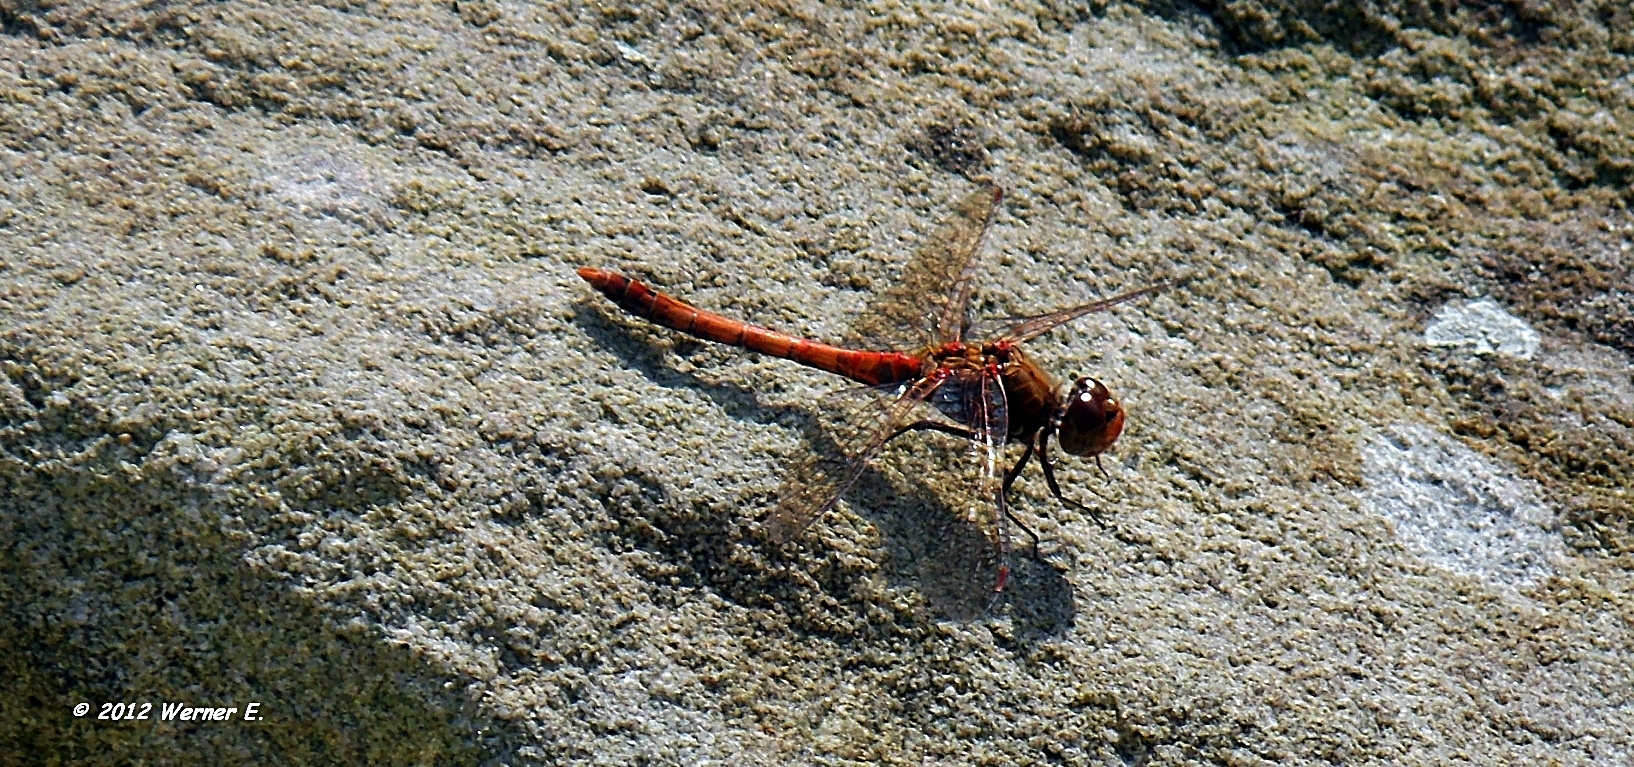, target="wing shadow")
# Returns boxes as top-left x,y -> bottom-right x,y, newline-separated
574,301 -> 780,423
855,432 -> 1076,627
